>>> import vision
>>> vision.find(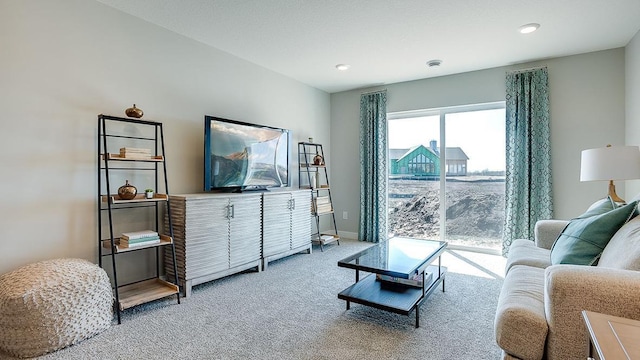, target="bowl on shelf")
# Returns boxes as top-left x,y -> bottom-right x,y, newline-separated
118,180 -> 137,200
